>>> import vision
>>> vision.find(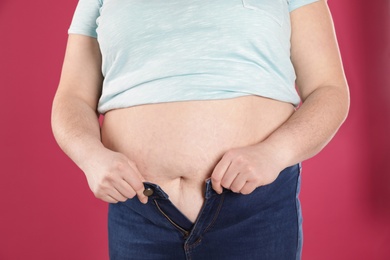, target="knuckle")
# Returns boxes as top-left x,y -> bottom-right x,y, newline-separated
211,175 -> 220,183
109,155 -> 129,171
113,160 -> 127,171
231,188 -> 240,193
220,180 -> 229,188
102,171 -> 115,182
127,192 -> 136,199
230,185 -> 239,193
234,155 -> 247,165
245,165 -> 255,173
246,173 -> 257,182
118,197 -> 127,202
240,185 -> 251,195
101,177 -> 111,185
92,184 -> 110,198
241,189 -> 251,195
125,188 -> 137,197
224,150 -> 236,159
133,182 -> 144,192
93,191 -> 104,199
